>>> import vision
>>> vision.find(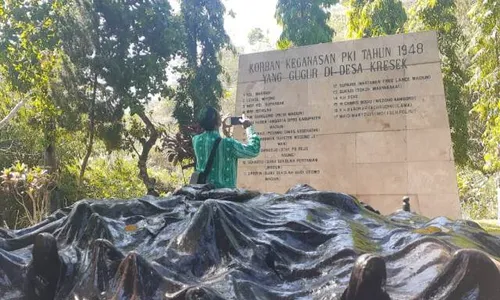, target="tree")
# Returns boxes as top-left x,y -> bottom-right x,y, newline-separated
0,81 -> 49,170
56,0 -> 106,182
248,28 -> 266,45
173,0 -> 232,128
247,28 -> 274,52
54,4 -> 96,182
57,0 -> 182,192
467,0 -> 500,171
347,0 -> 407,38
0,0 -> 65,174
408,0 -> 471,167
218,48 -> 240,116
275,0 -> 337,48
328,5 -> 348,41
